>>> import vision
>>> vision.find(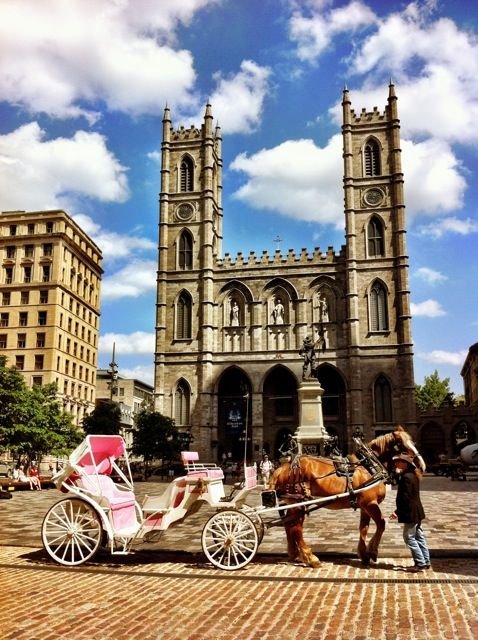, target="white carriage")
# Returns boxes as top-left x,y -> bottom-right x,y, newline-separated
41,435 -> 261,570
